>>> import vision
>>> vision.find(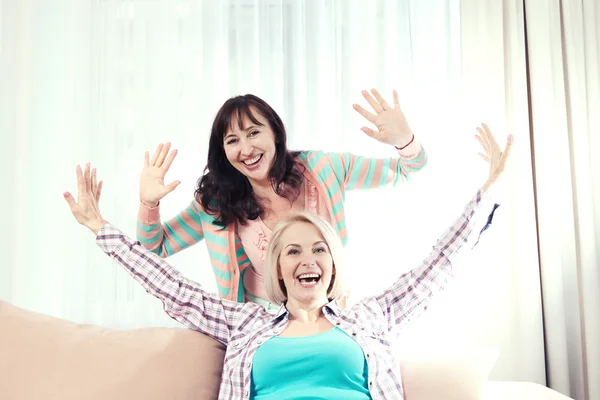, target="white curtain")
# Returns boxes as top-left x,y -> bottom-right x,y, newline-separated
5,0 -> 586,393
524,0 -> 600,399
